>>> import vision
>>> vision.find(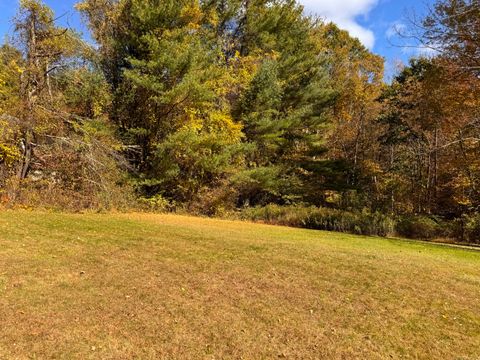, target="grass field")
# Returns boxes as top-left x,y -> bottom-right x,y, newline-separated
0,211 -> 479,359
